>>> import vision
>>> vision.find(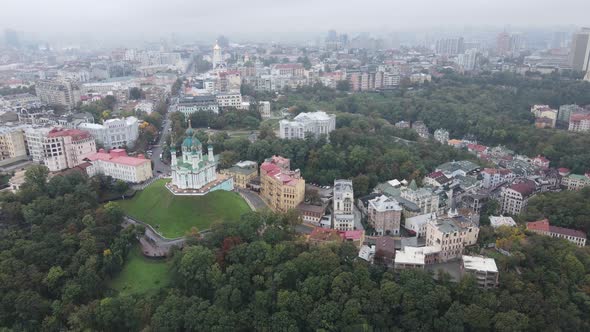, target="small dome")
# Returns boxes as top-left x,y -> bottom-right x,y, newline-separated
185,127 -> 195,136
